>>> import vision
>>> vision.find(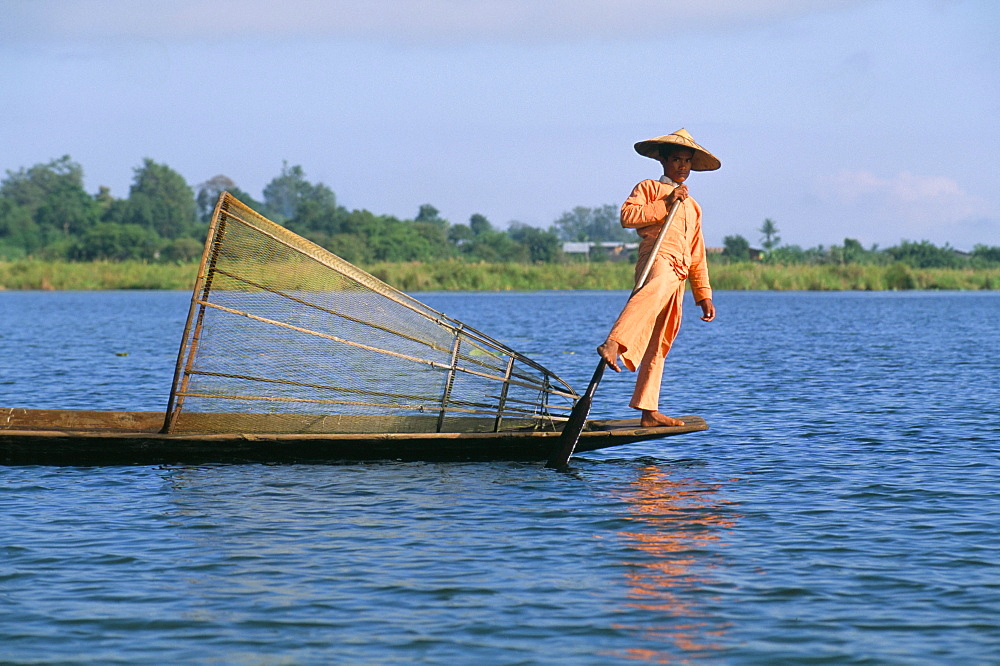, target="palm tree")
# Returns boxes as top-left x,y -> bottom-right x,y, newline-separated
759,218 -> 781,253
